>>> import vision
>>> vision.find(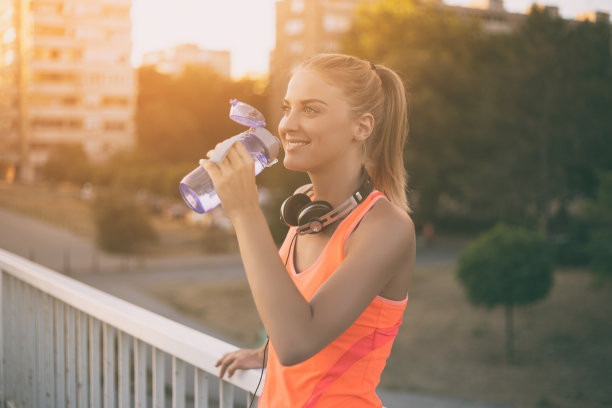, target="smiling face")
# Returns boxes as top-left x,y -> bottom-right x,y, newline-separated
278,69 -> 362,174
